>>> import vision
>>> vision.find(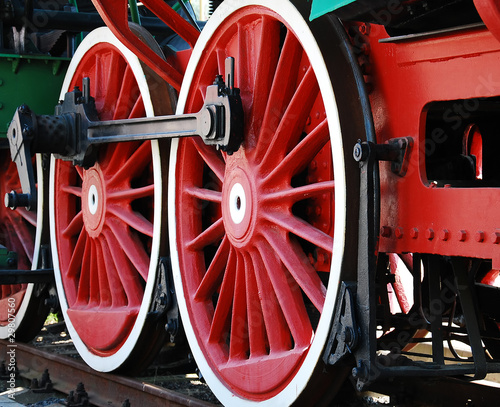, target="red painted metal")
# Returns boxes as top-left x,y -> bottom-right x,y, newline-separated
52,42 -> 154,355
474,0 -> 500,43
91,0 -> 200,90
173,8 -> 334,401
359,22 -> 500,269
